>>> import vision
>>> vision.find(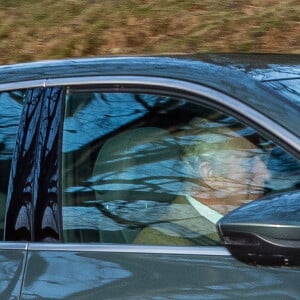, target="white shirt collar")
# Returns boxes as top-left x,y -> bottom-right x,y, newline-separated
185,195 -> 223,224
